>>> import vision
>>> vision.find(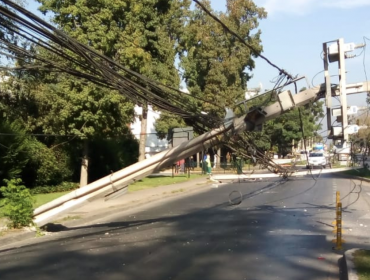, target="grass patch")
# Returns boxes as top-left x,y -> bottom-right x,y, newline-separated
54,215 -> 82,223
33,191 -> 71,208
128,174 -> 205,192
0,191 -> 70,217
61,215 -> 81,221
0,174 -> 205,213
342,168 -> 370,179
171,188 -> 184,194
292,160 -> 307,165
353,249 -> 370,280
